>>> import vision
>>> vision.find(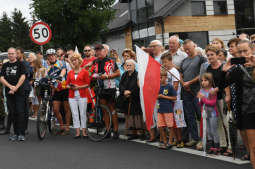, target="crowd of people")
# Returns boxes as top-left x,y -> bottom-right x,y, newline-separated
0,32 -> 255,169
